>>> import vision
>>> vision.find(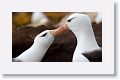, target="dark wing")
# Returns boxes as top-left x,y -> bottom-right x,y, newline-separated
82,48 -> 102,62
12,58 -> 23,62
